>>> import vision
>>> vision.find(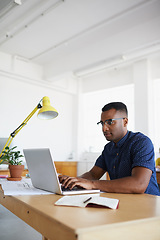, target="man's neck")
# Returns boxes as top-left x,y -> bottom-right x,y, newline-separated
114,130 -> 128,145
